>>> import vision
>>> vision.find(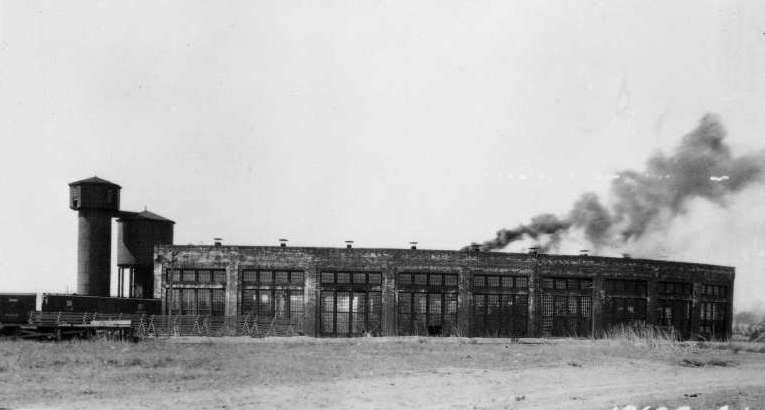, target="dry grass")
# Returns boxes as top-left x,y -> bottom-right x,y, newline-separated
0,336 -> 761,408
601,322 -> 699,353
